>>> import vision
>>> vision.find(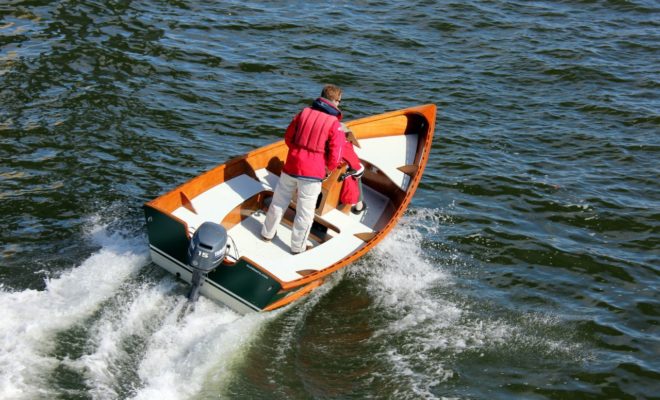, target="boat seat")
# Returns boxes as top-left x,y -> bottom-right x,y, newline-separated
254,168 -> 279,190
172,174 -> 272,235
355,134 -> 419,191
254,168 -> 369,236
224,169 -> 380,283
232,210 -> 372,283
